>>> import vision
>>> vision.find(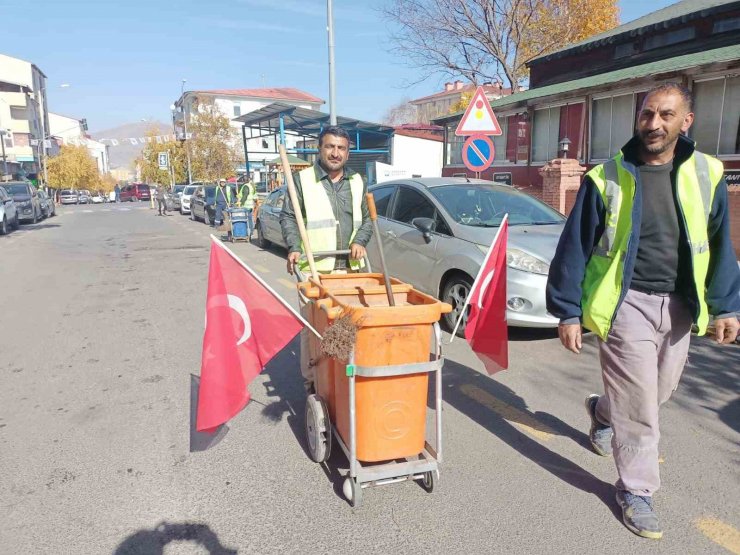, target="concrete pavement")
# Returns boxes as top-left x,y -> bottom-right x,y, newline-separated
1,203 -> 738,554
